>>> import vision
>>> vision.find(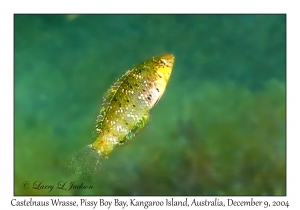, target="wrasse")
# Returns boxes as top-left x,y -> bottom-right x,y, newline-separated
89,54 -> 175,158
67,54 -> 174,175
